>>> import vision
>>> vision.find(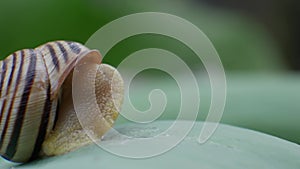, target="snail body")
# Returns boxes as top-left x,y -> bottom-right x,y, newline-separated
0,41 -> 124,163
